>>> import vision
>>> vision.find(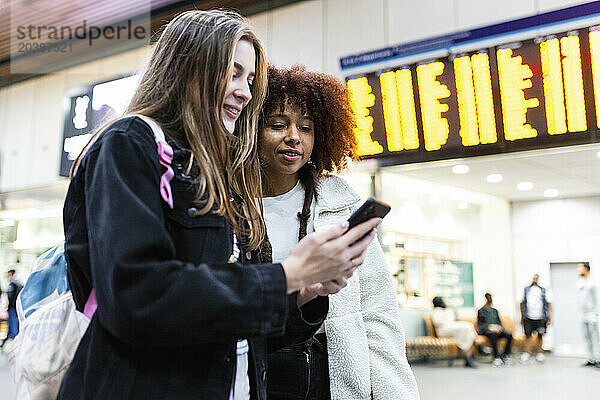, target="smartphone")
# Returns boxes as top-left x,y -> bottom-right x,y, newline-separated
347,197 -> 391,229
